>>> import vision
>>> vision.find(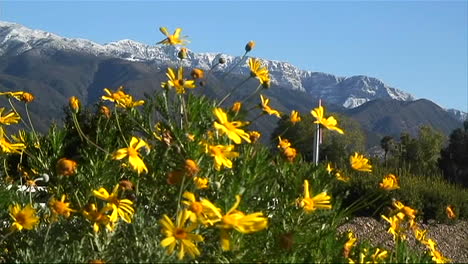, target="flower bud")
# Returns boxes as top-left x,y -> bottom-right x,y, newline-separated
231,101 -> 242,113
21,92 -> 35,103
69,96 -> 80,113
191,68 -> 204,79
184,159 -> 200,176
218,57 -> 226,64
56,158 -> 78,176
178,47 -> 188,60
99,105 -> 111,119
245,41 -> 255,52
